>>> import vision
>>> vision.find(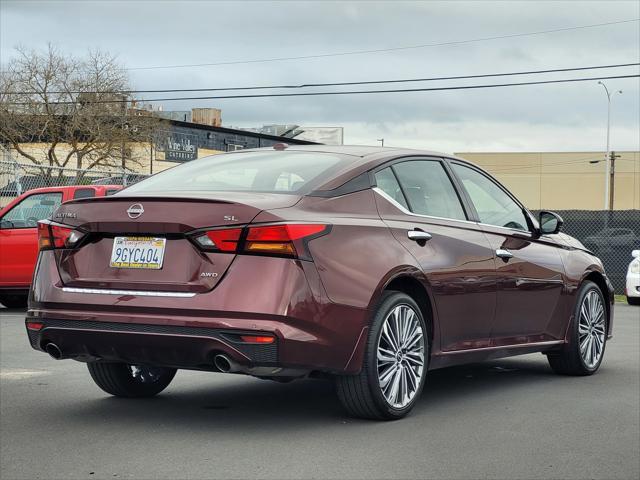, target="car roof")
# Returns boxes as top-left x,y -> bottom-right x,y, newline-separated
253,145 -> 470,191
19,185 -> 121,194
